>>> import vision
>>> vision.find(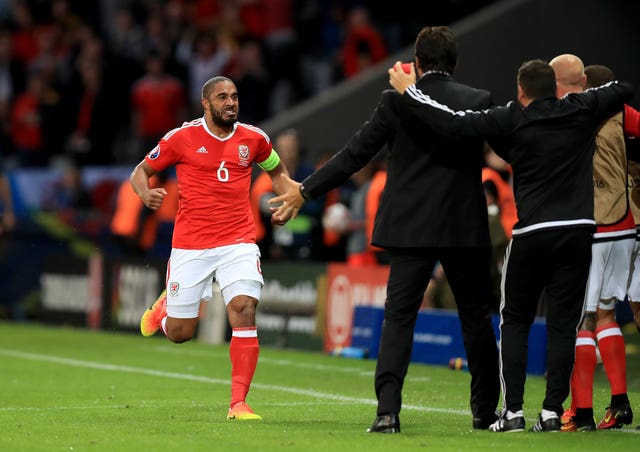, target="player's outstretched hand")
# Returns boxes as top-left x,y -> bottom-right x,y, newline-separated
140,187 -> 167,211
269,175 -> 304,226
388,61 -> 416,94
